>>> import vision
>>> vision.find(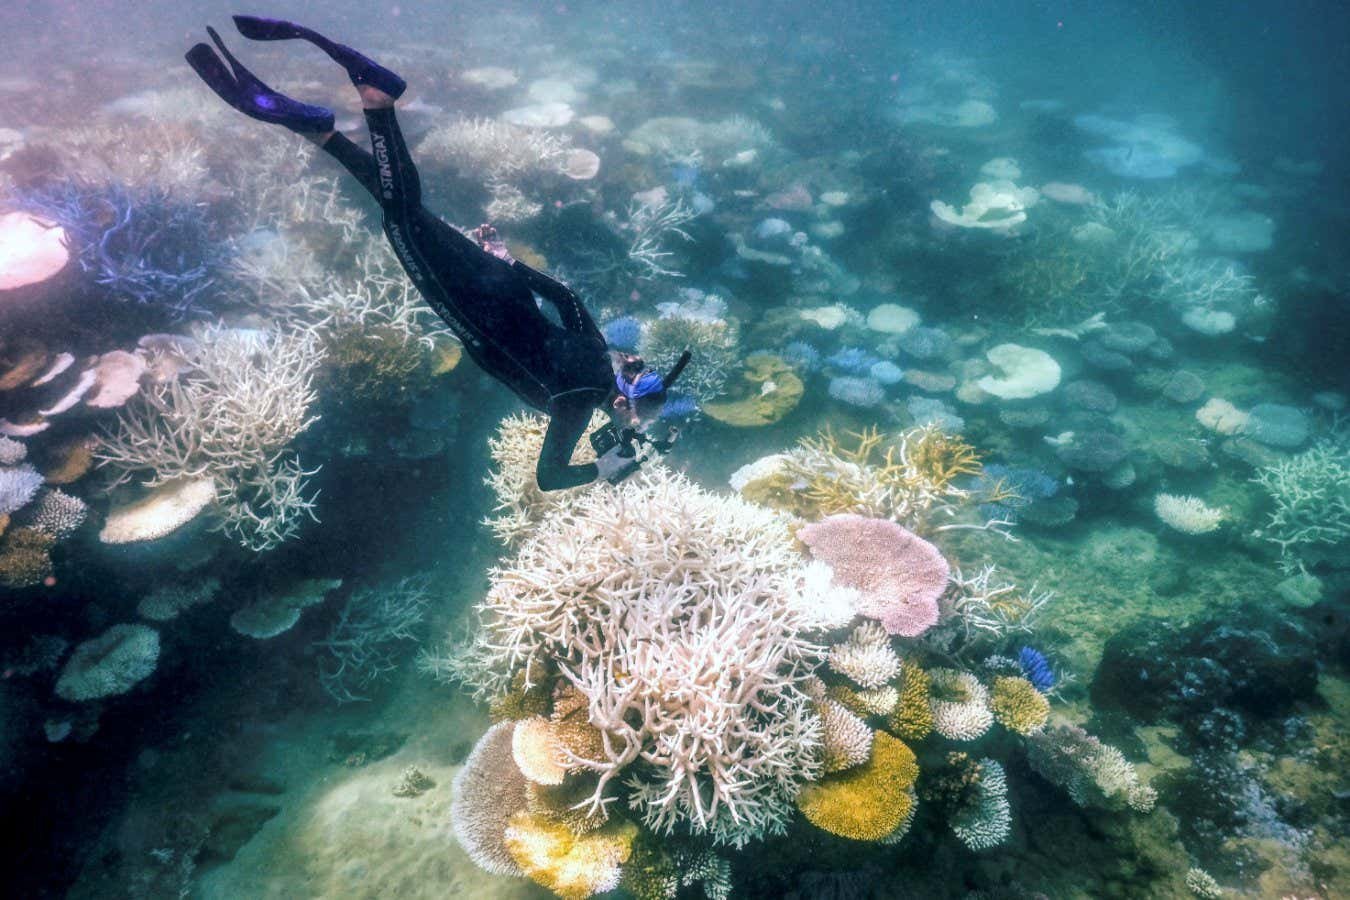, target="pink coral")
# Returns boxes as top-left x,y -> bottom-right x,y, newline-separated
798,514 -> 949,637
0,212 -> 69,291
